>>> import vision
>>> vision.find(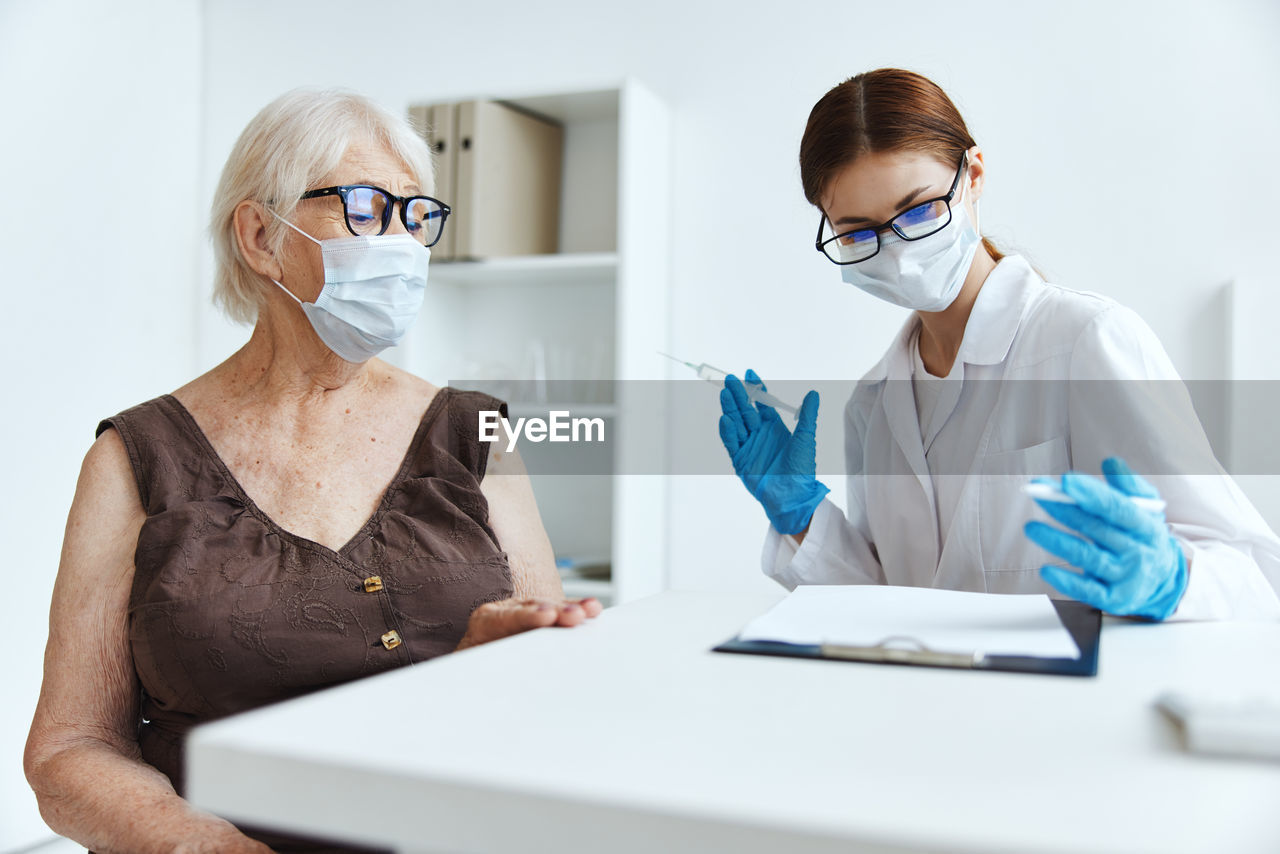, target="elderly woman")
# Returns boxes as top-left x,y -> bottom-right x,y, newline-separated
24,89 -> 600,853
